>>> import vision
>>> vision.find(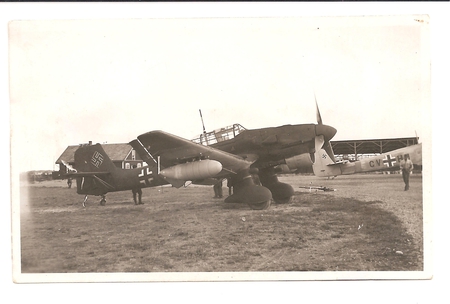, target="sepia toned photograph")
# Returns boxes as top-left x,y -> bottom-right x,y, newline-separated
8,8 -> 434,288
